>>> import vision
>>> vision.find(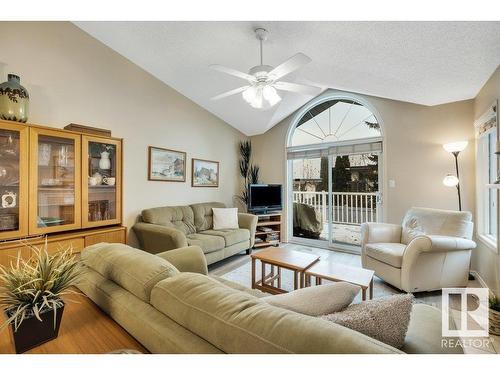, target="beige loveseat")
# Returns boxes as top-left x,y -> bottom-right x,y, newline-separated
361,207 -> 476,293
132,202 -> 257,265
78,242 -> 462,354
